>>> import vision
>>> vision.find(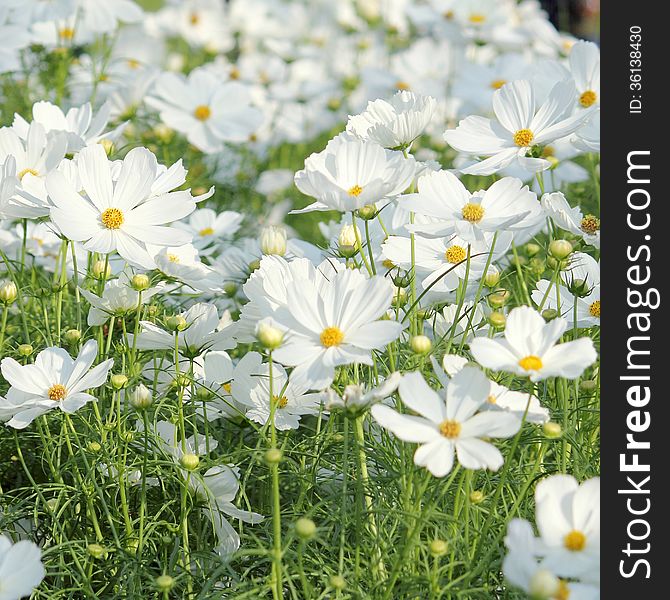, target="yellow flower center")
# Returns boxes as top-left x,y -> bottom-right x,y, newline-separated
461,202 -> 484,223
487,395 -> 497,404
167,254 -> 180,263
580,215 -> 600,235
439,419 -> 461,439
320,326 -> 345,348
395,81 -> 411,91
101,208 -> 124,230
199,227 -> 214,237
579,90 -> 597,108
194,105 -> 211,121
127,58 -> 141,69
469,13 -> 486,23
589,300 -> 600,318
445,245 -> 467,264
273,395 -> 289,409
490,79 -> 506,90
513,129 -> 534,147
59,27 -> 75,40
229,67 -> 241,80
189,12 -> 200,25
222,382 -> 232,393
382,259 -> 395,269
555,580 -> 571,600
518,355 -> 543,371
348,185 -> 363,197
563,529 -> 587,552
541,146 -> 556,158
48,383 -> 67,401
18,168 -> 39,180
